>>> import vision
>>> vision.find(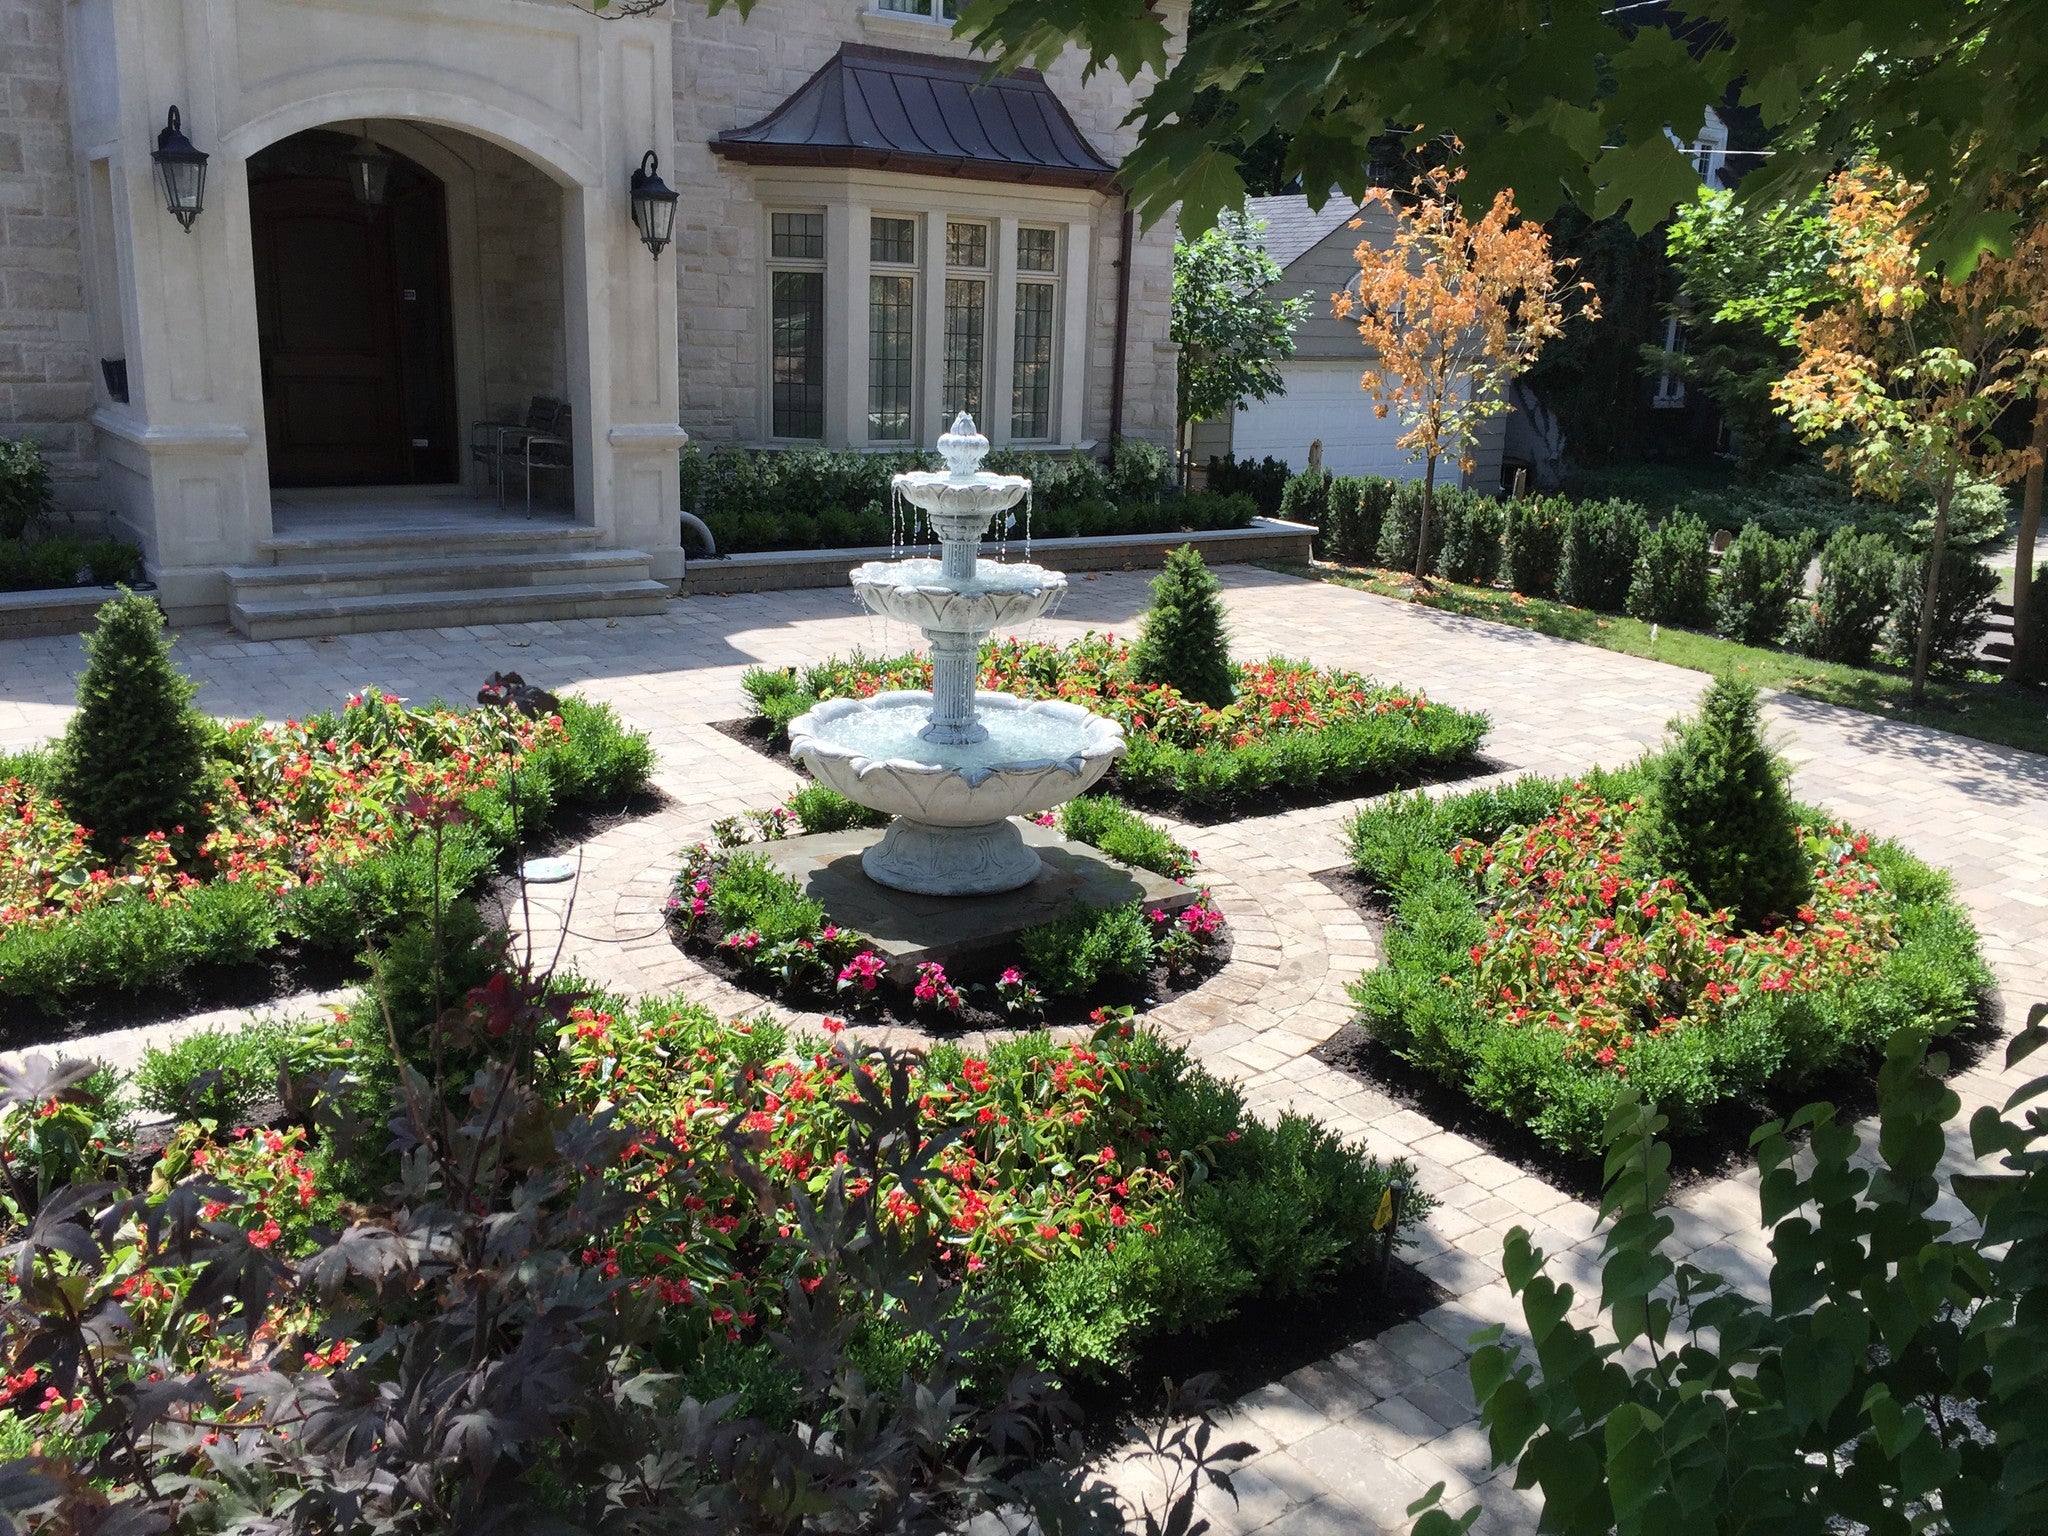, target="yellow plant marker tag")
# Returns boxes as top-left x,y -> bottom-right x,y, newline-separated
1373,1187 -> 1395,1231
